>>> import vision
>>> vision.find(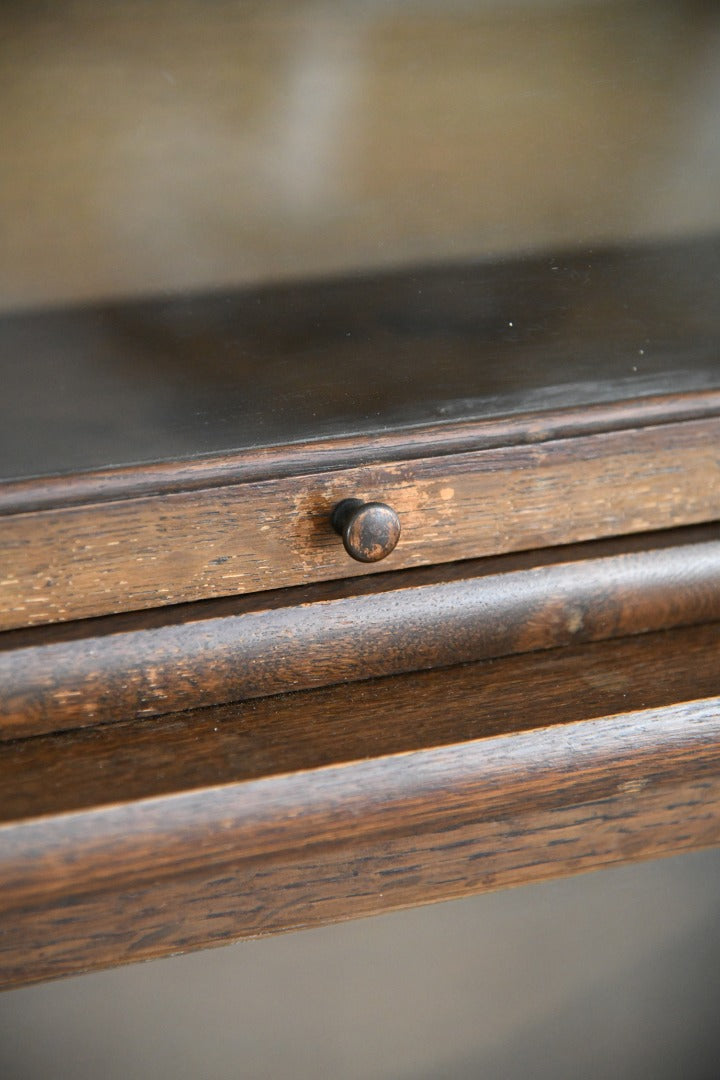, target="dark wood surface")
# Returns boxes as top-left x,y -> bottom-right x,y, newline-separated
3,388 -> 719,516
3,415 -> 720,630
2,524 -> 719,740
2,235 -> 719,484
1,623 -> 719,988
